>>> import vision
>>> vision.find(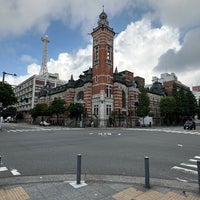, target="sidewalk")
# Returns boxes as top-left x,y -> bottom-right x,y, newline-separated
0,175 -> 200,200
